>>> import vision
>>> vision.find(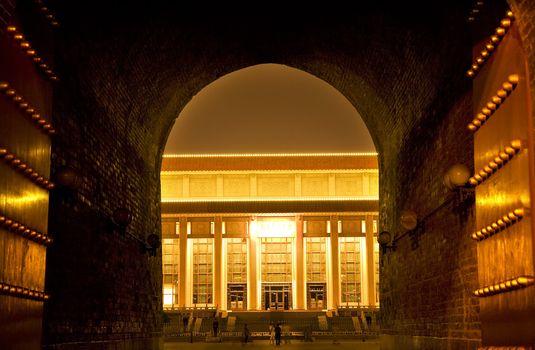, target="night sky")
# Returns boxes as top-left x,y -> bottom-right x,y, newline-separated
164,64 -> 375,154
